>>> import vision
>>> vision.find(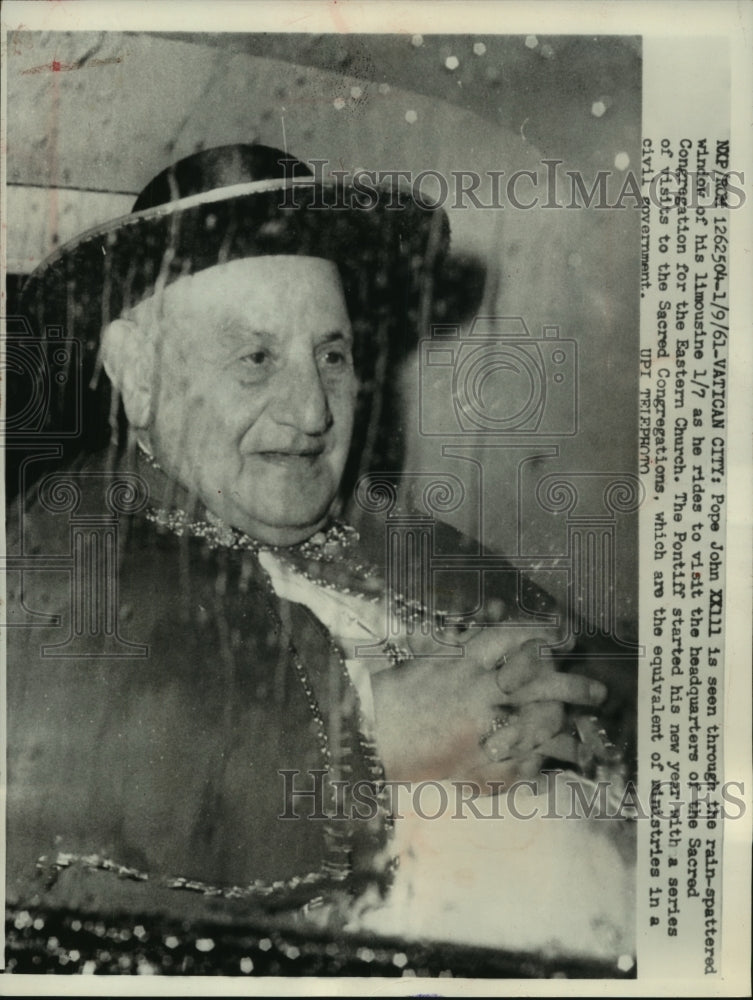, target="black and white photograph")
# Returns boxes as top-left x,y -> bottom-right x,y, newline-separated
1,1 -> 750,994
